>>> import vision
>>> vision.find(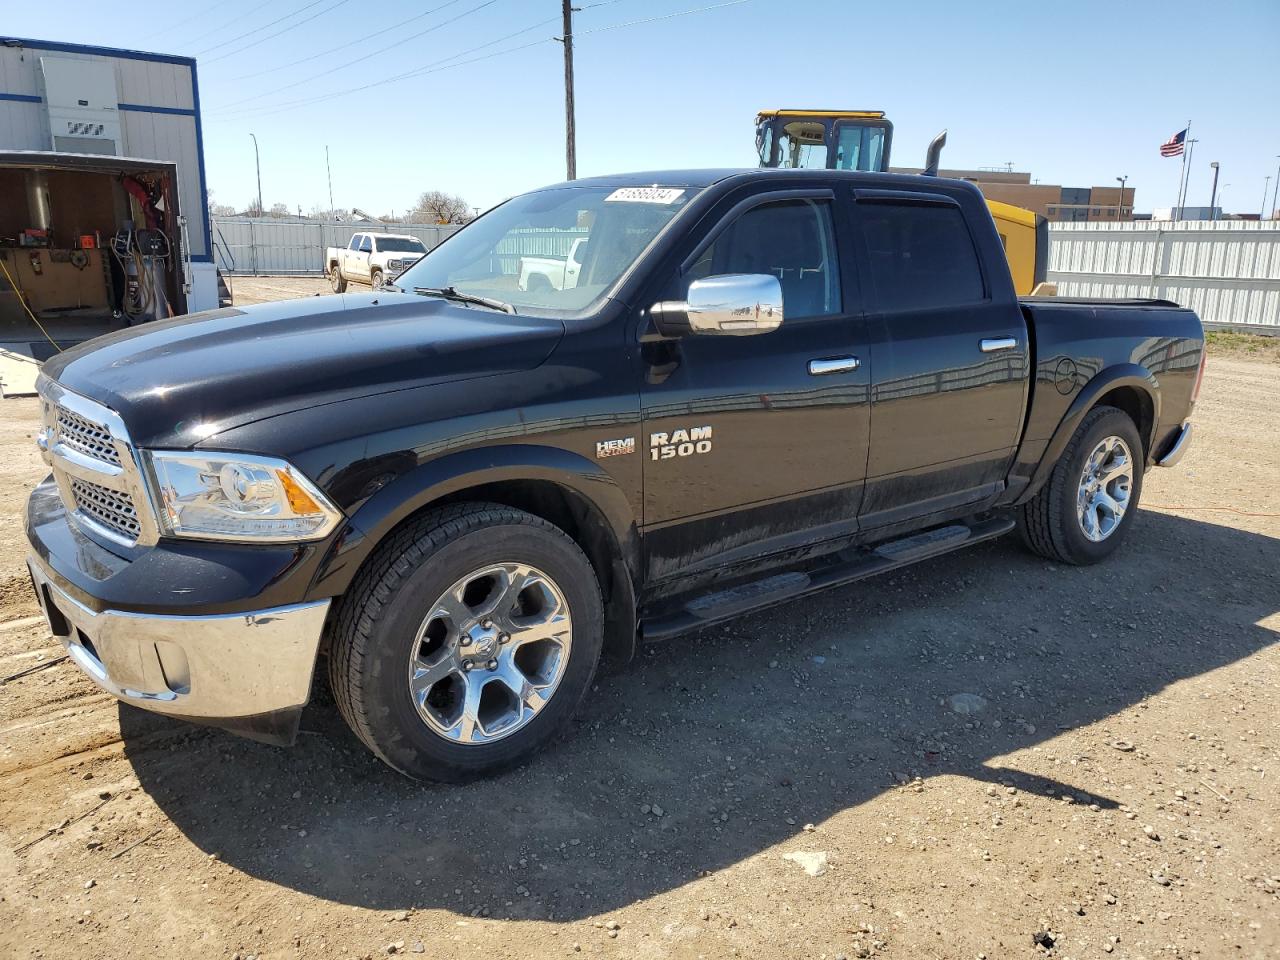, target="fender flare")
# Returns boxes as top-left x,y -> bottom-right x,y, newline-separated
311,443 -> 641,608
1018,363 -> 1160,503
